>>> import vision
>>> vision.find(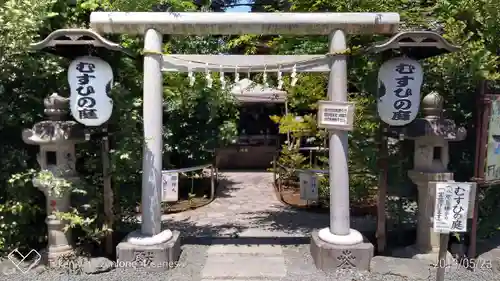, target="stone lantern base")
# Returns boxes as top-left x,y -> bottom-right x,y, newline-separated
310,230 -> 374,271
41,213 -> 75,268
41,246 -> 74,268
392,171 -> 455,264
